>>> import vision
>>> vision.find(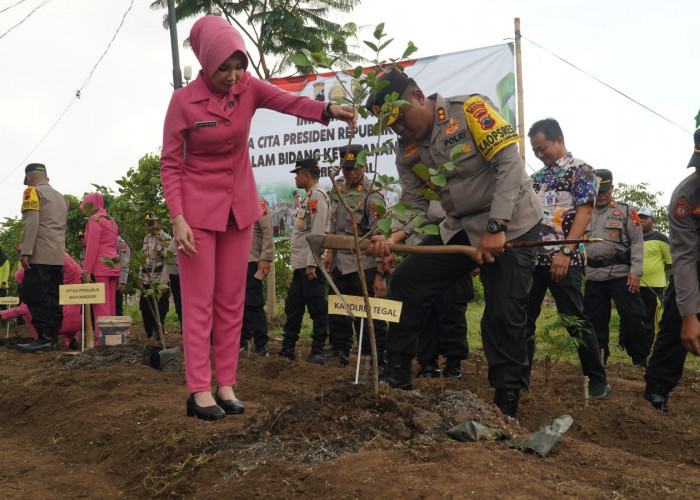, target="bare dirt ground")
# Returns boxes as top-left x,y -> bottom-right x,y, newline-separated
1,323 -> 700,499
